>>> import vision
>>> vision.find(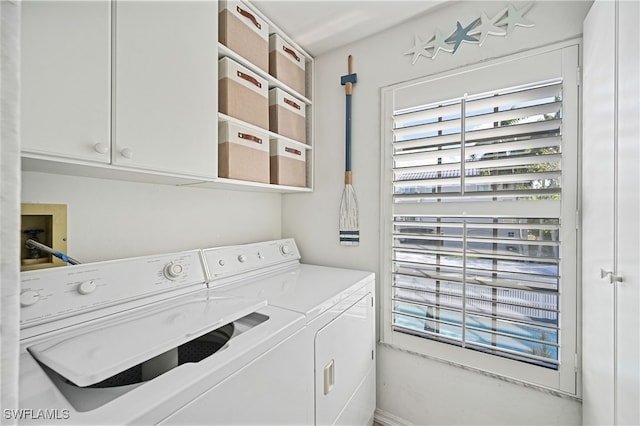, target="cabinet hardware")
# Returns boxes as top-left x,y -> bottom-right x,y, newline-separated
94,143 -> 109,154
120,148 -> 134,159
600,268 -> 623,283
